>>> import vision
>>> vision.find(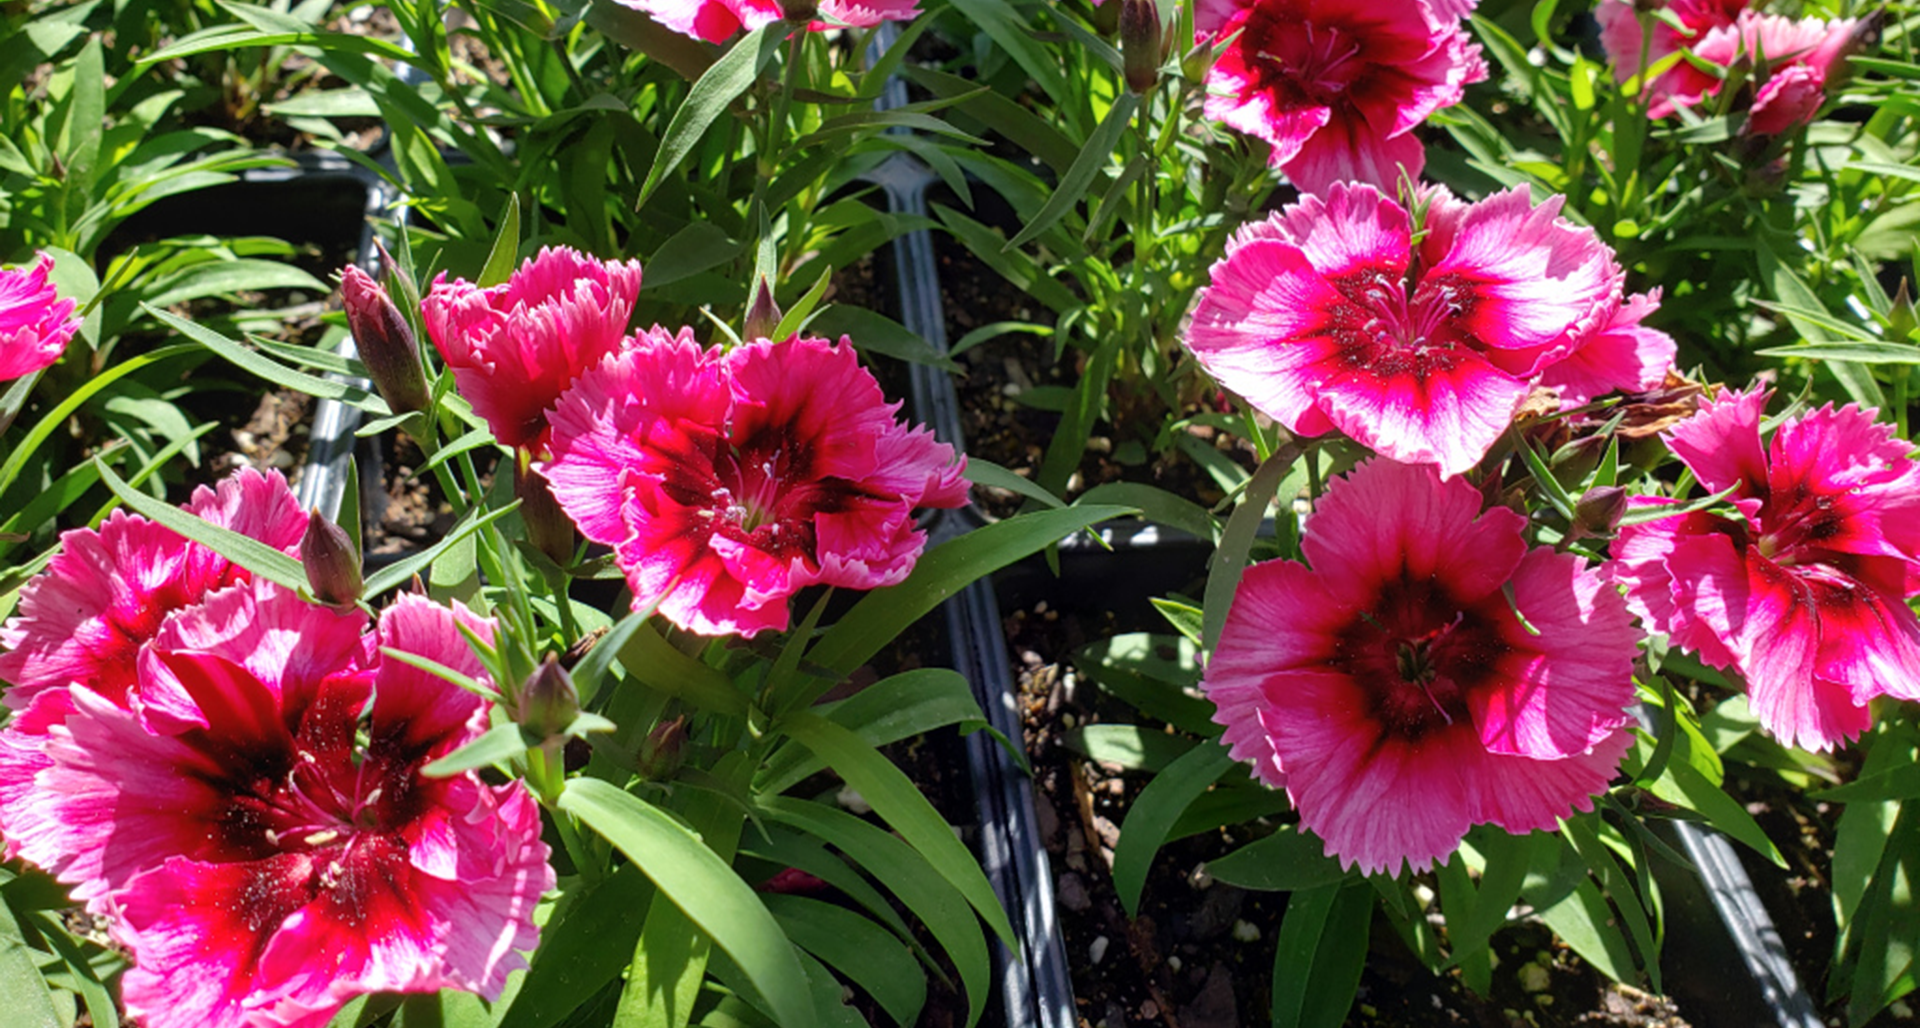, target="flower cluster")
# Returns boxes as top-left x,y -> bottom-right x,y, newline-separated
0,251 -> 80,382
1194,0 -> 1486,193
615,0 -> 918,43
1597,0 -> 1862,134
1186,182 -> 1674,478
414,250 -> 968,638
0,470 -> 550,1028
540,329 -> 968,637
